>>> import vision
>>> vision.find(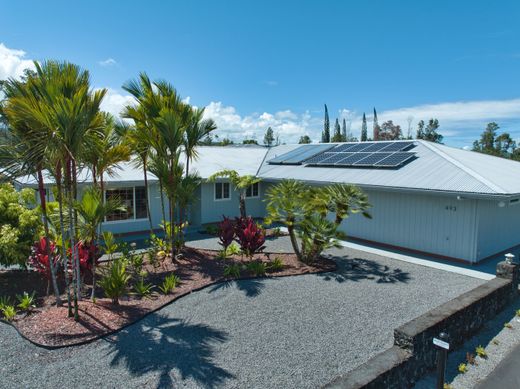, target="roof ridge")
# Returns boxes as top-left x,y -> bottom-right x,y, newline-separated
420,141 -> 507,194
